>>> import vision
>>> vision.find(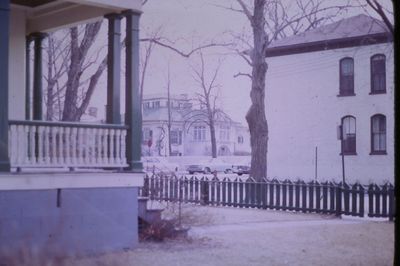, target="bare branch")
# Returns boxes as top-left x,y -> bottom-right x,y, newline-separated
140,37 -> 232,58
233,72 -> 252,79
236,0 -> 253,22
